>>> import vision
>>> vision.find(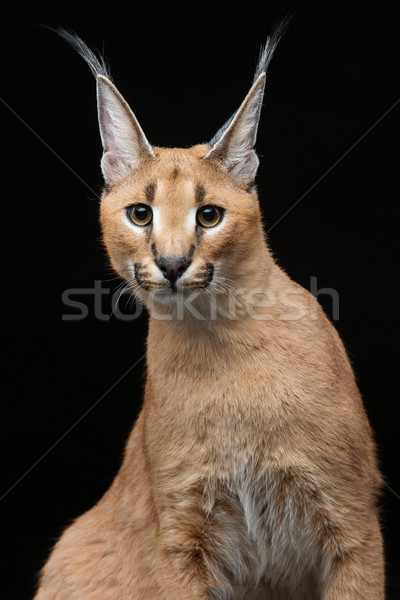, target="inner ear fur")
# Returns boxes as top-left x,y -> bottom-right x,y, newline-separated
96,75 -> 154,184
